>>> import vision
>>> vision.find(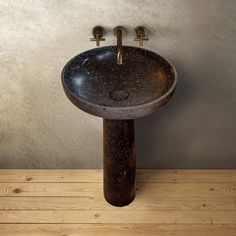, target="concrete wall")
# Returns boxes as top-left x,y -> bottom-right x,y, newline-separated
0,0 -> 235,168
